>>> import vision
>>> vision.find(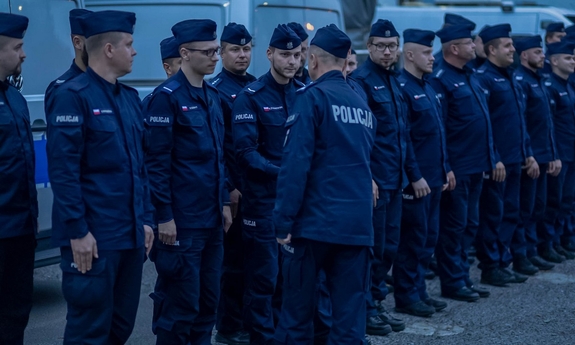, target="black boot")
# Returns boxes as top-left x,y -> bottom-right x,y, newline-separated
554,244 -> 575,260
528,255 -> 555,270
513,255 -> 539,275
540,246 -> 565,263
